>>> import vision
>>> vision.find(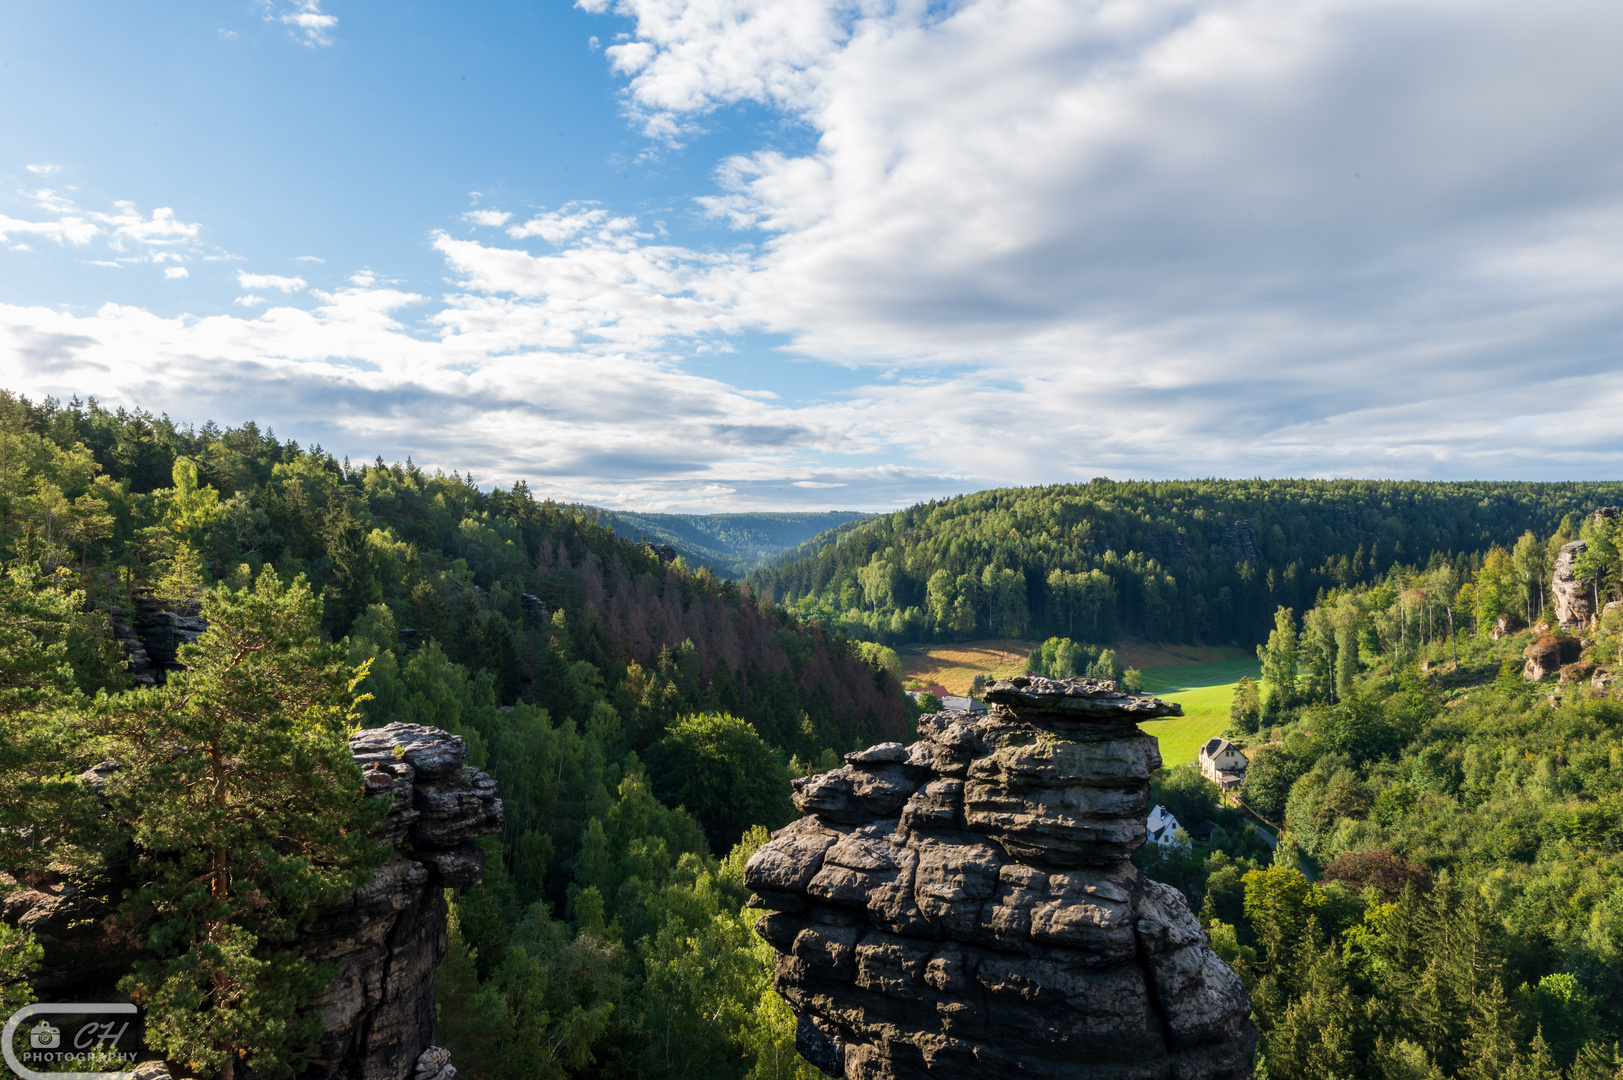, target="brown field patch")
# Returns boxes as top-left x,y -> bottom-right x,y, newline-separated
900,639 -> 1039,695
